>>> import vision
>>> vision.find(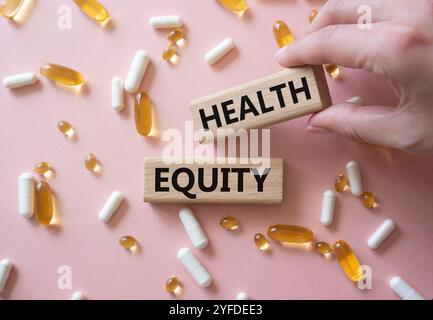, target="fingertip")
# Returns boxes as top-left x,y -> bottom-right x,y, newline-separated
274,45 -> 300,67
